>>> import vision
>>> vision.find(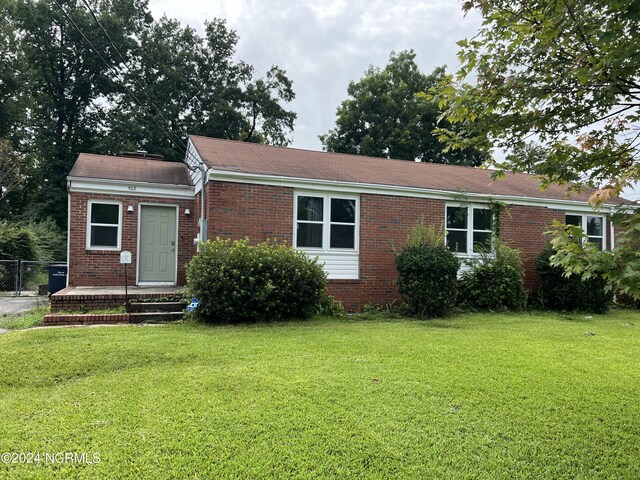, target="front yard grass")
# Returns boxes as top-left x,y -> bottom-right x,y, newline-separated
0,306 -> 49,330
0,310 -> 638,479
